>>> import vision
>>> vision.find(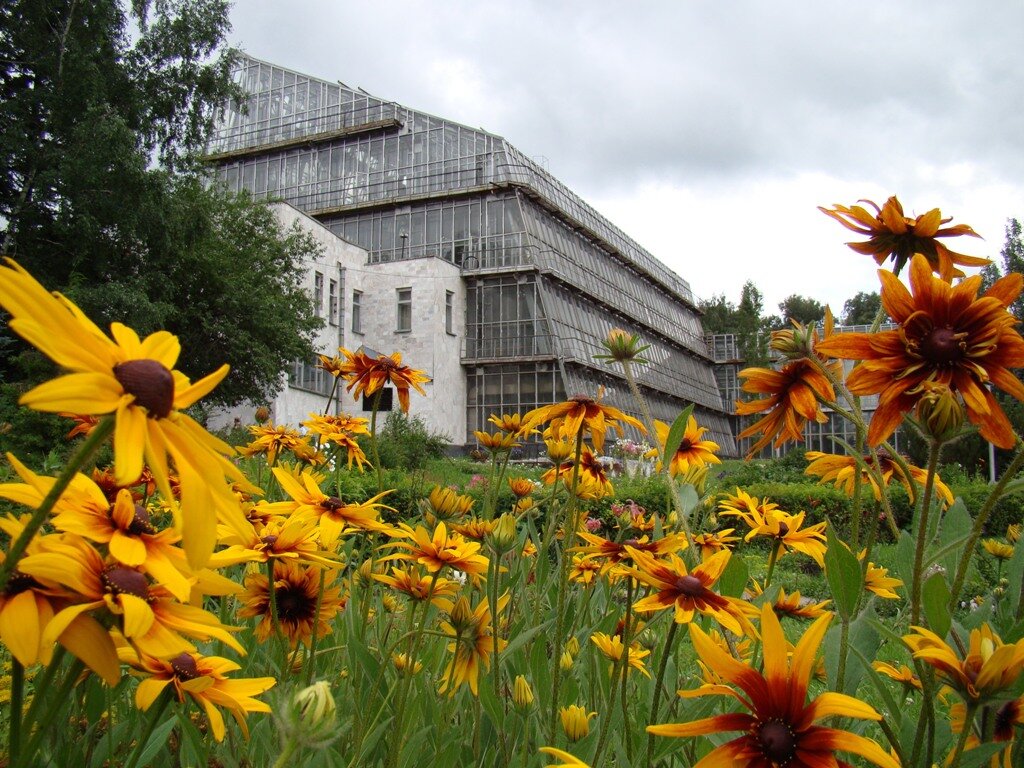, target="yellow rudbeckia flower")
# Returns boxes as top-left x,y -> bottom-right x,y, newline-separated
0,259 -> 251,568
